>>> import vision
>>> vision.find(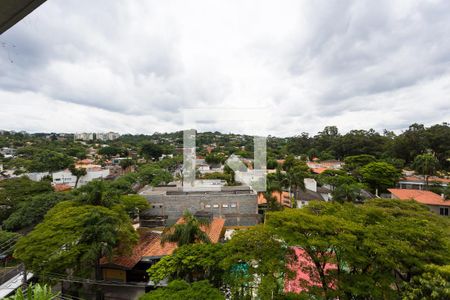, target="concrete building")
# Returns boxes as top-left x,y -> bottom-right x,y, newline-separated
398,176 -> 450,190
26,172 -> 49,182
96,132 -> 120,141
52,167 -> 110,187
74,132 -> 94,141
139,185 -> 260,226
0,147 -> 17,157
